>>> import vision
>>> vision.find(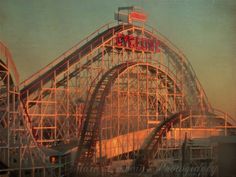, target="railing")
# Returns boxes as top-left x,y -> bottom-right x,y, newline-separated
212,108 -> 236,125
19,21 -> 212,111
20,21 -> 114,88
